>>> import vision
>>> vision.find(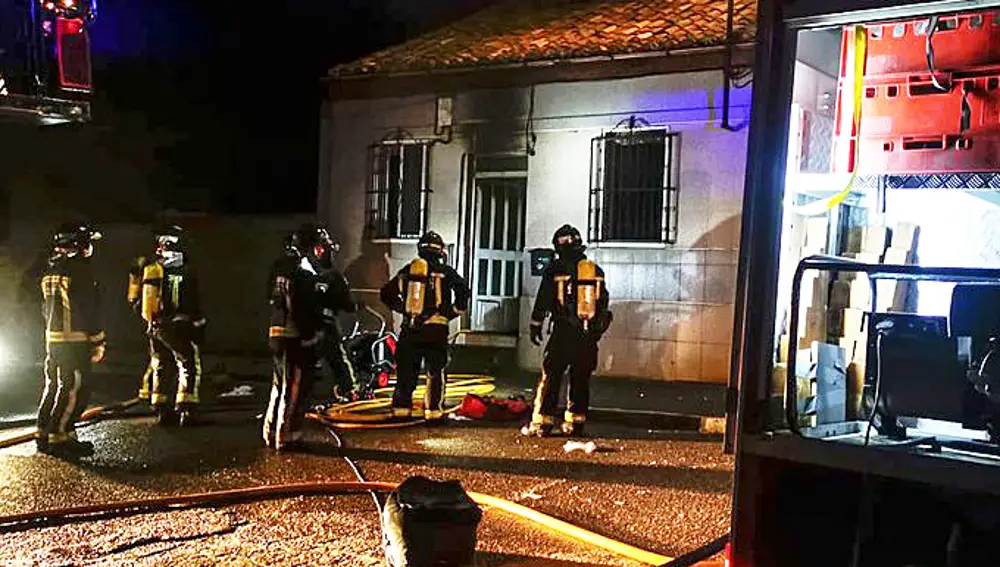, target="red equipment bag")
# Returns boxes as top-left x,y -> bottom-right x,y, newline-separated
455,394 -> 530,421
